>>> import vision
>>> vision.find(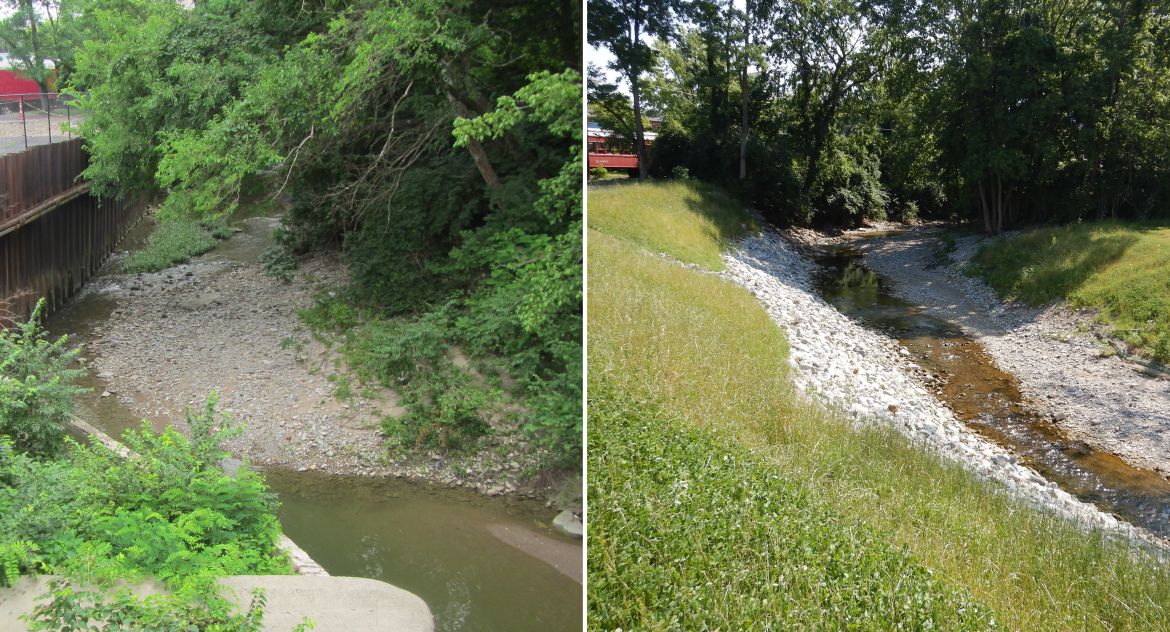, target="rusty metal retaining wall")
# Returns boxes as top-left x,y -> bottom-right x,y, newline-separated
1,140 -> 146,322
1,137 -> 87,219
